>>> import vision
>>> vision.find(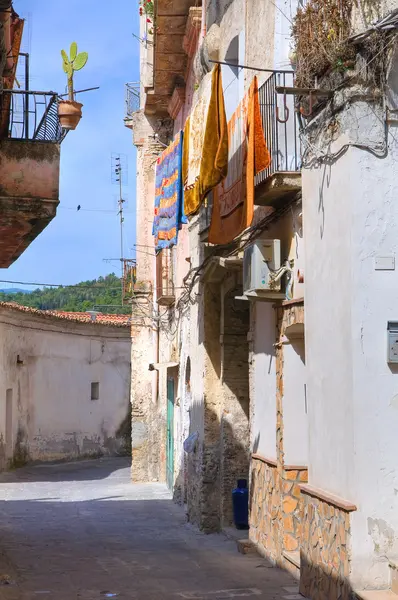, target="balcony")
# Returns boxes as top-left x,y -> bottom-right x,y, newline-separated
255,71 -> 302,208
143,0 -> 200,116
124,82 -> 140,121
156,248 -> 175,306
0,85 -> 64,267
